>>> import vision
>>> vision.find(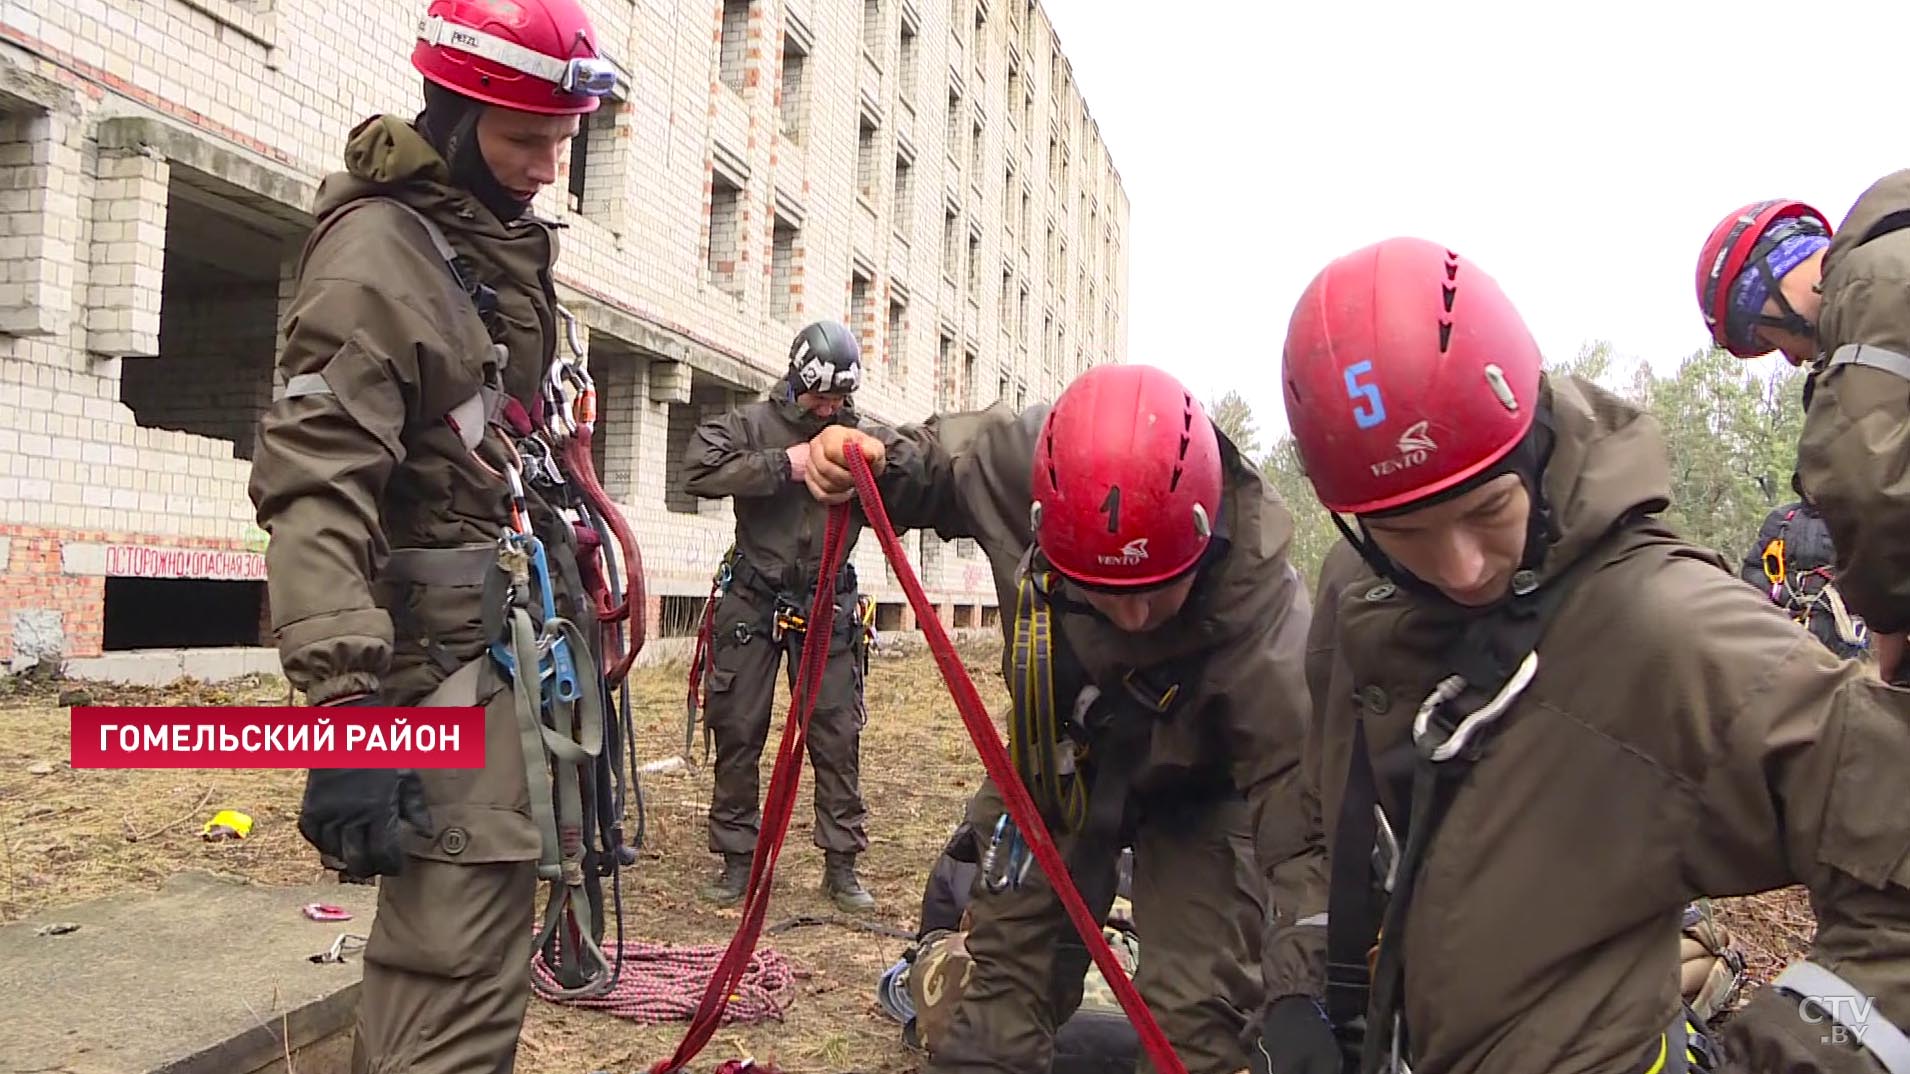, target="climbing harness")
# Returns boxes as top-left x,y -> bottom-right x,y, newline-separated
649,445 -> 1187,1074
1761,510 -> 1868,650
364,197 -> 649,1005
